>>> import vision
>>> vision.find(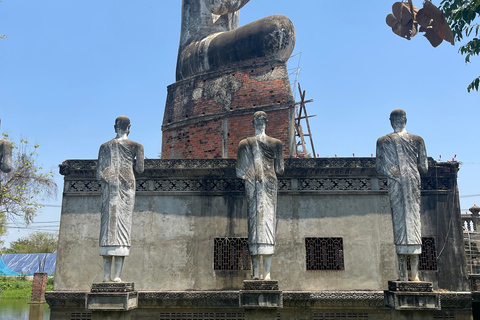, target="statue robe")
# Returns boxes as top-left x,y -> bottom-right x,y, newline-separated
97,138 -> 144,256
237,135 -> 284,255
376,132 -> 427,254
